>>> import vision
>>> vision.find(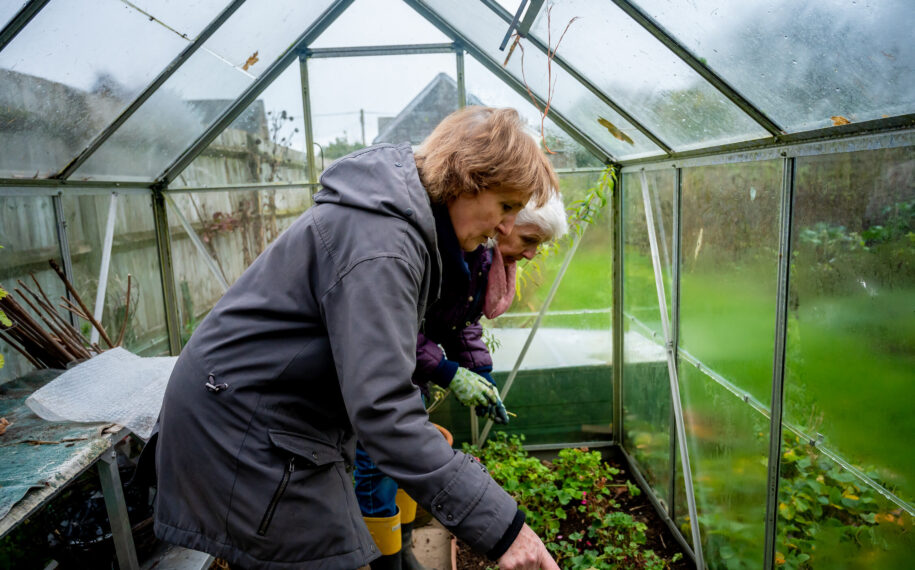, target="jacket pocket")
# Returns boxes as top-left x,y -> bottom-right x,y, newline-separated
257,430 -> 345,536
